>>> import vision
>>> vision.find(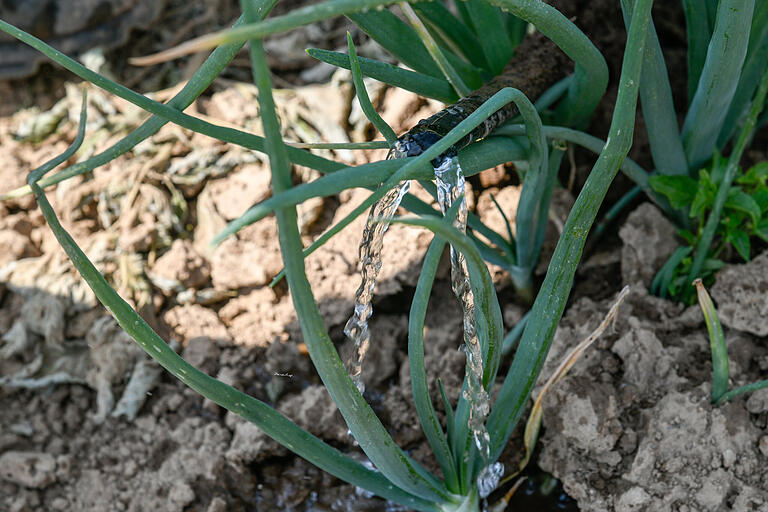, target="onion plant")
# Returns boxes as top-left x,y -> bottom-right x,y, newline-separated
619,0 -> 768,303
3,0 -> 756,507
